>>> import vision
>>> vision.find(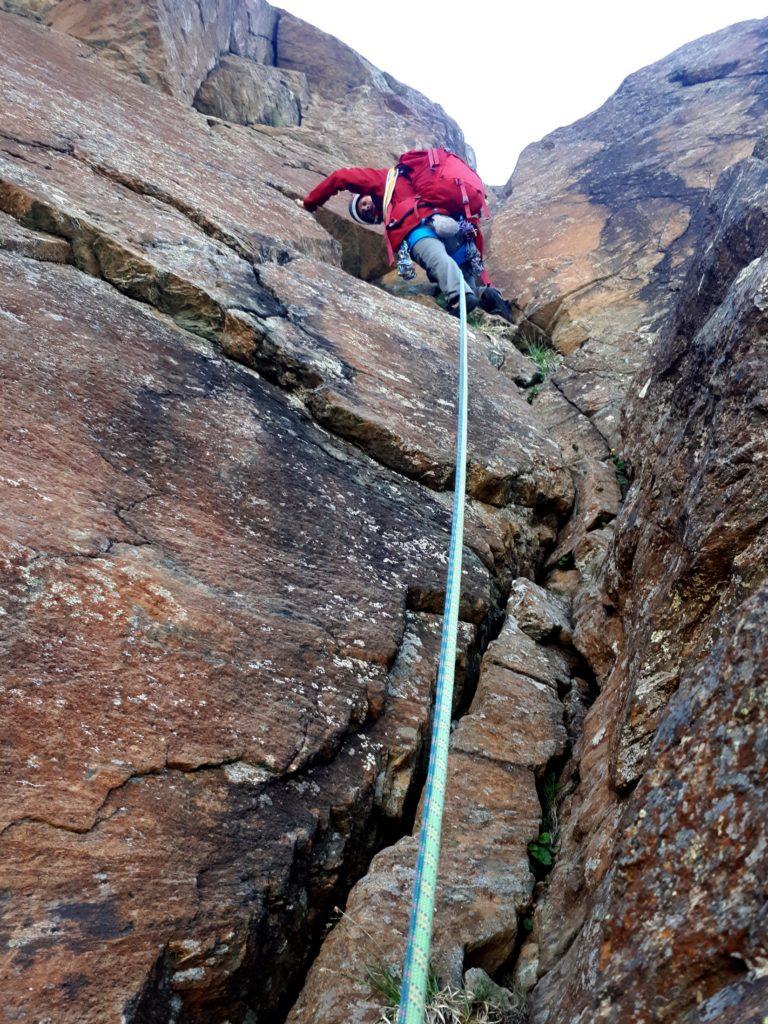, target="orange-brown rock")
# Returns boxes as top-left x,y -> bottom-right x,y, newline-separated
194,55 -> 309,127
287,586 -> 570,1024
490,19 -> 768,443
0,8 -> 567,1022
530,144 -> 768,1024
